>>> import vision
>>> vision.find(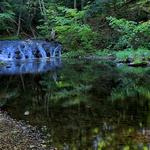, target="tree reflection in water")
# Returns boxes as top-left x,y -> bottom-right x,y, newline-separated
0,60 -> 150,149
